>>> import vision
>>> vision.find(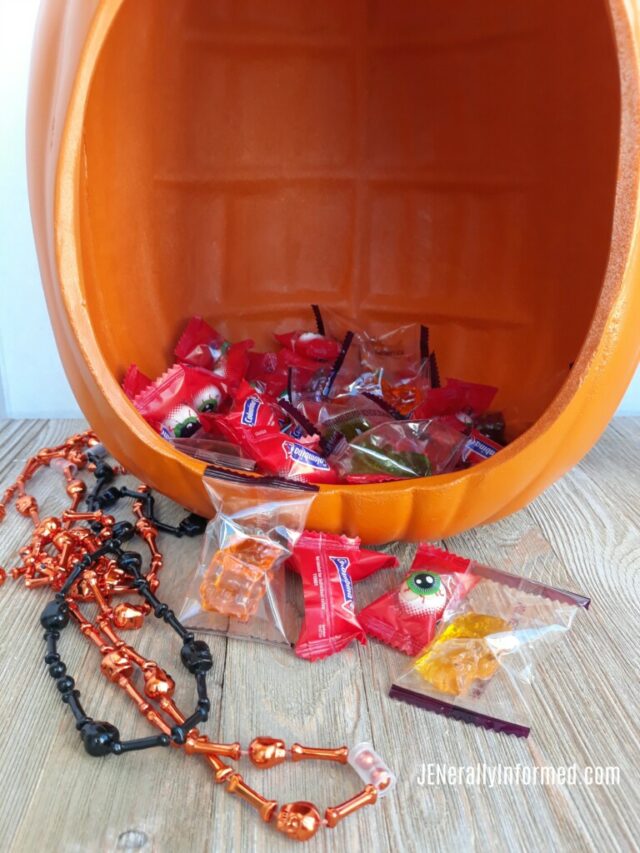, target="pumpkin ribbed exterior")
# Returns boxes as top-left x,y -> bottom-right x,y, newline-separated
28,0 -> 640,543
